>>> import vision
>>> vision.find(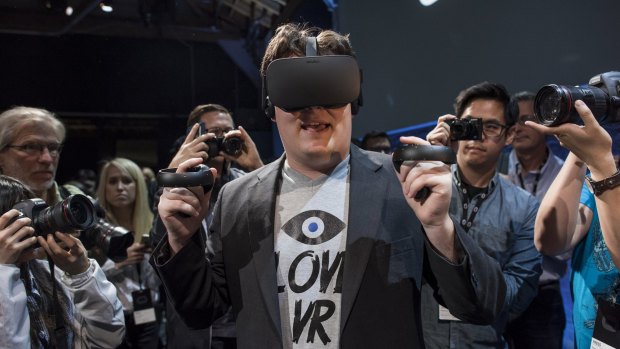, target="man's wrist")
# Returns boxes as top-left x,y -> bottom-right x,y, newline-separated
423,216 -> 458,262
